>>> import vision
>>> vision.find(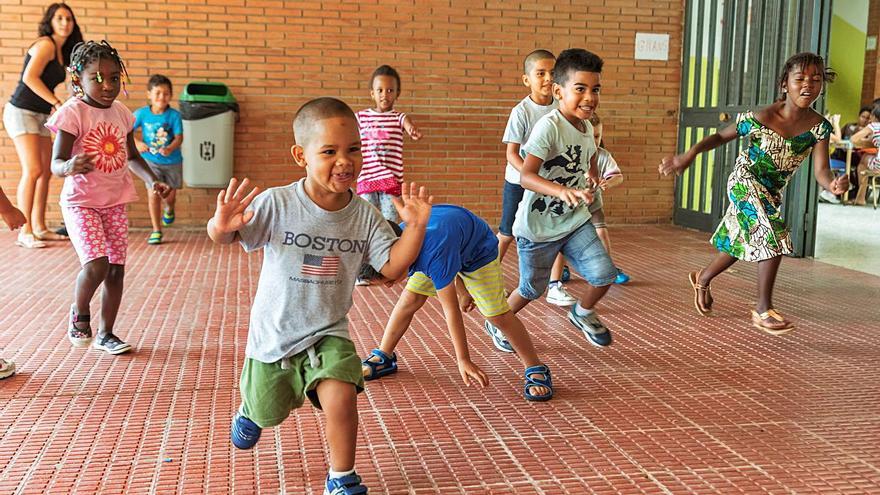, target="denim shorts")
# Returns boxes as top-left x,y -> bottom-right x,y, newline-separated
498,180 -> 524,236
516,220 -> 616,299
3,102 -> 51,138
